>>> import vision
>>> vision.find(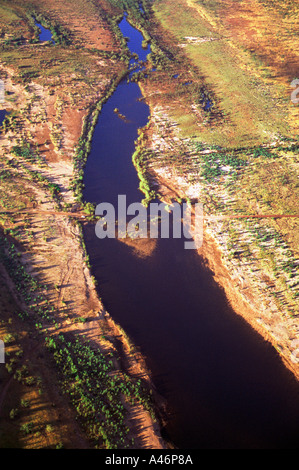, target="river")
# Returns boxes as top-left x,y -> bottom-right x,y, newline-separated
83,13 -> 299,449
